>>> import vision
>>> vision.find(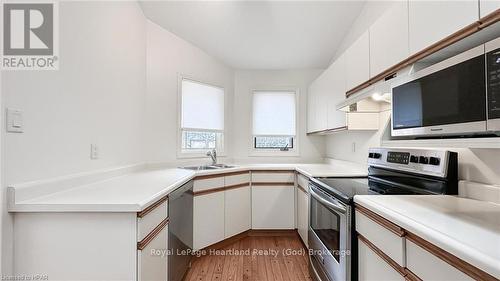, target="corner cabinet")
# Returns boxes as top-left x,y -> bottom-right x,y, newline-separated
193,172 -> 251,250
